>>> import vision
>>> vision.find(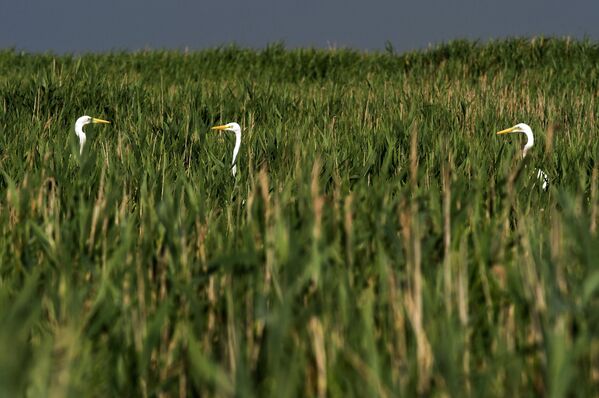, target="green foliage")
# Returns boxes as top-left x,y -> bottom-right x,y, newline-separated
0,38 -> 598,396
